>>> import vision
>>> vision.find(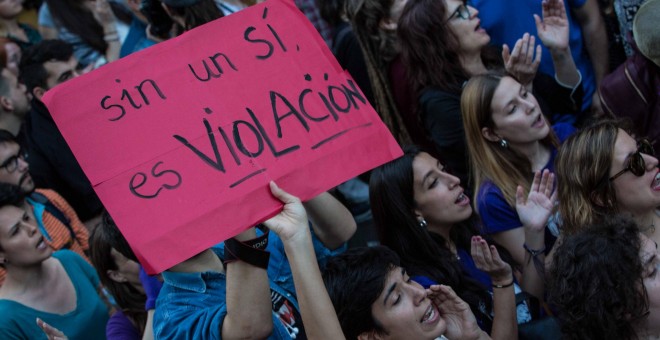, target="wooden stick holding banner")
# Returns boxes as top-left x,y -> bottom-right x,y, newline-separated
42,0 -> 402,274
